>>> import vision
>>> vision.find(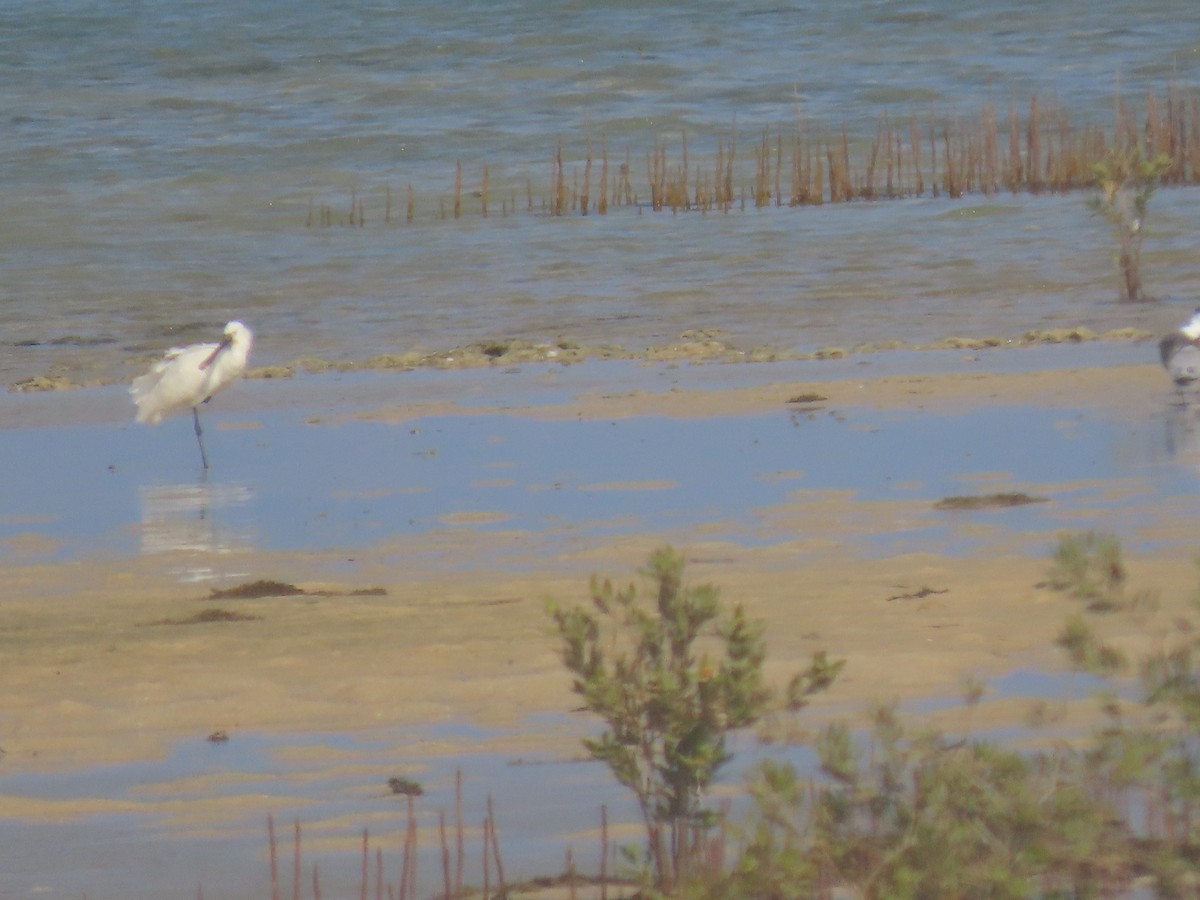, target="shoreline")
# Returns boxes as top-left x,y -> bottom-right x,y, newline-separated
1,352 -> 1191,770
2,350 -> 1198,900
6,323 -> 1158,396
